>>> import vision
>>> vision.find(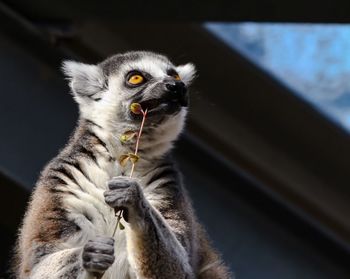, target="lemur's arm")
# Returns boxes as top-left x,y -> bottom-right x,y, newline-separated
20,228 -> 115,279
104,176 -> 194,279
23,247 -> 83,279
17,184 -> 115,279
23,239 -> 114,279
